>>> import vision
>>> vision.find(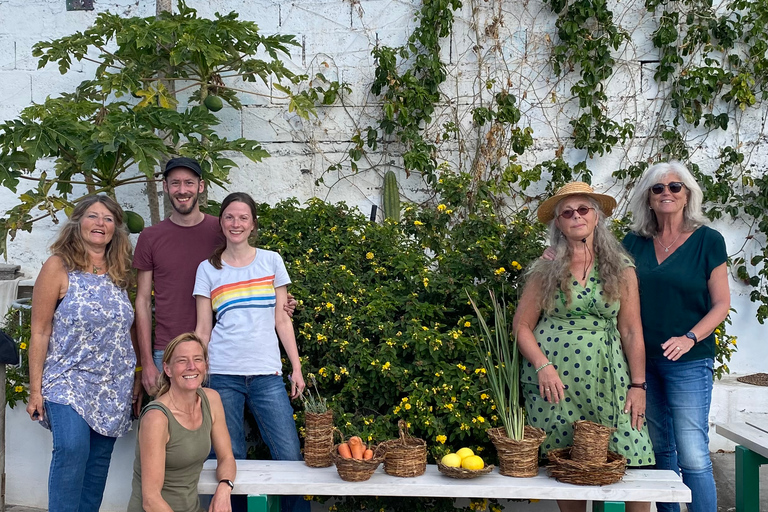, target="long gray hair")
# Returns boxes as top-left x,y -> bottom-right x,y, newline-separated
526,197 -> 633,314
628,161 -> 708,237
